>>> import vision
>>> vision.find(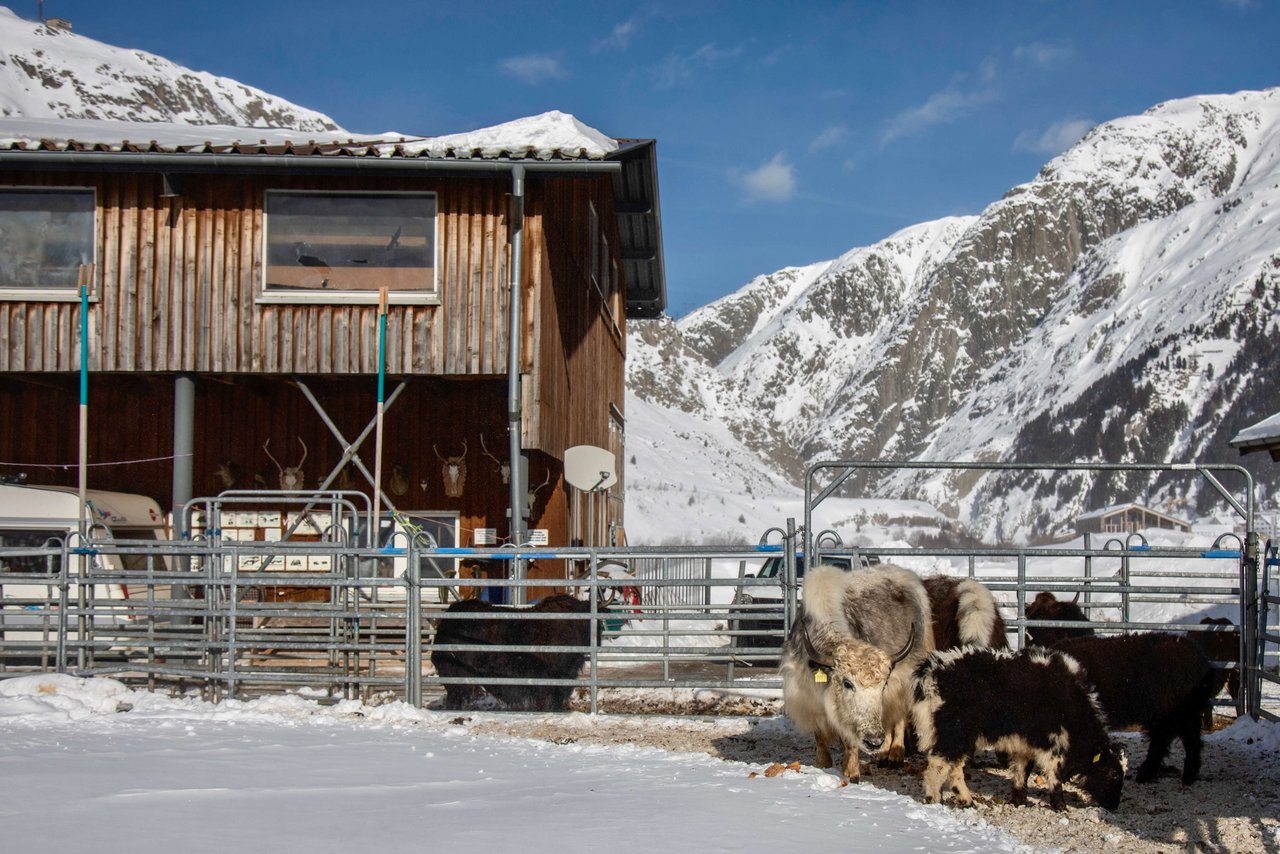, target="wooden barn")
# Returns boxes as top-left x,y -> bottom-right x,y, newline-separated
0,112 -> 665,590
1074,502 -> 1191,536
